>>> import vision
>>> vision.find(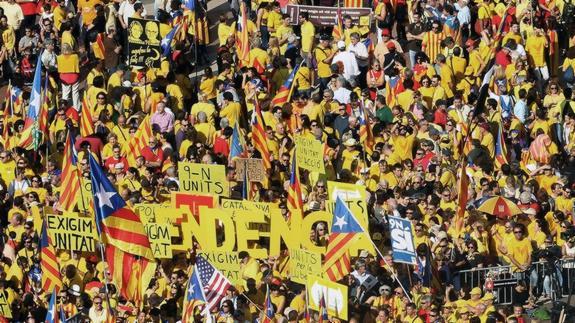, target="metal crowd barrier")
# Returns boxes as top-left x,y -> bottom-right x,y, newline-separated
457,259 -> 575,305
